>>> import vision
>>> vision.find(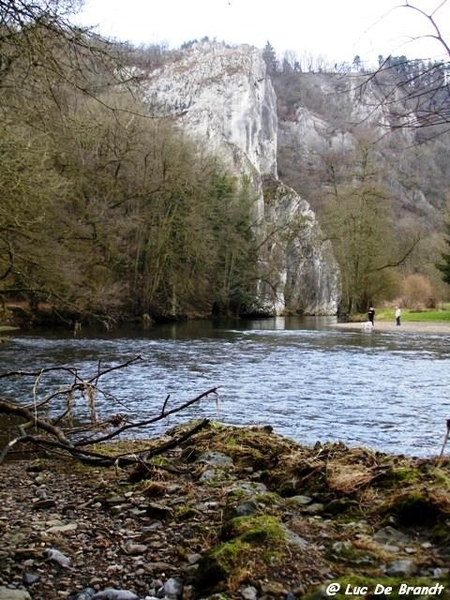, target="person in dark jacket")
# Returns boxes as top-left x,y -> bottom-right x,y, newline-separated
368,307 -> 375,327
